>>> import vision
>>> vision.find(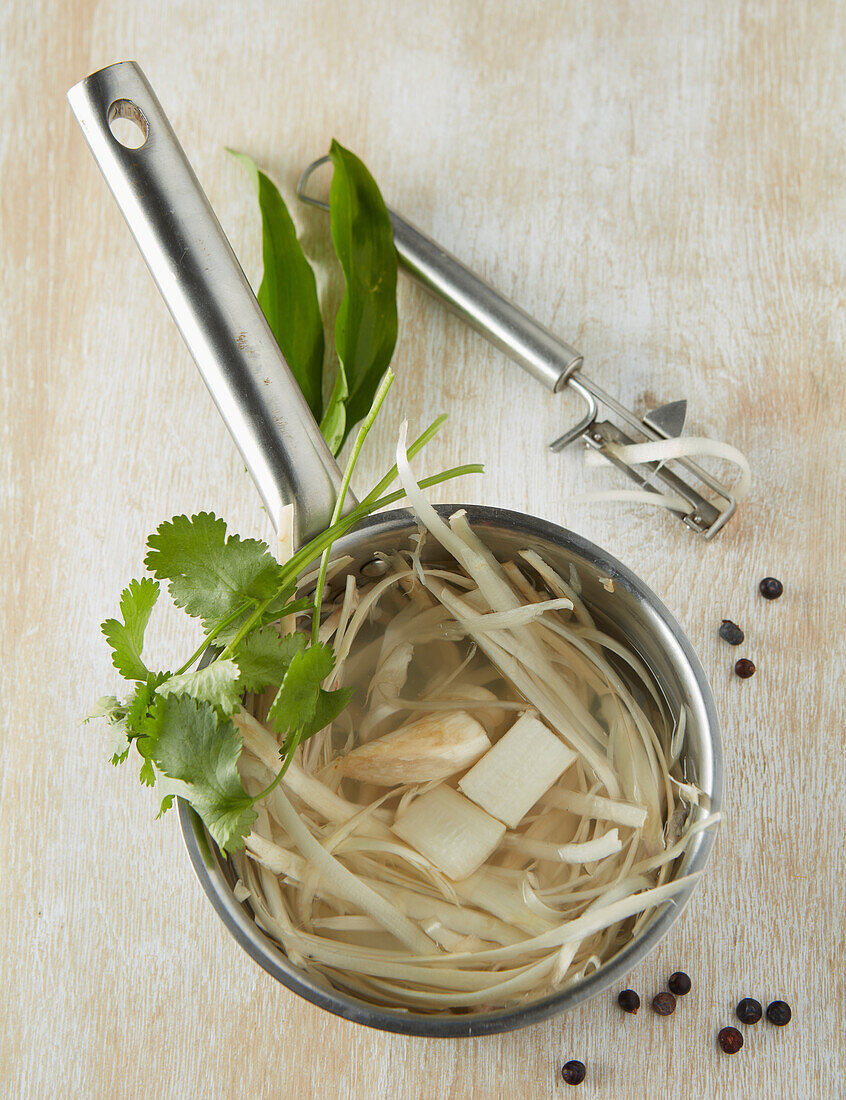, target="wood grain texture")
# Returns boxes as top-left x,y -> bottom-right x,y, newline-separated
1,1 -> 843,1097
